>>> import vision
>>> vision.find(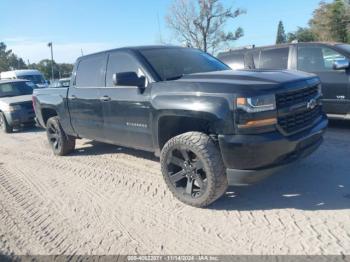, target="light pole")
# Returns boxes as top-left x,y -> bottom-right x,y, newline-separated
47,42 -> 54,81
